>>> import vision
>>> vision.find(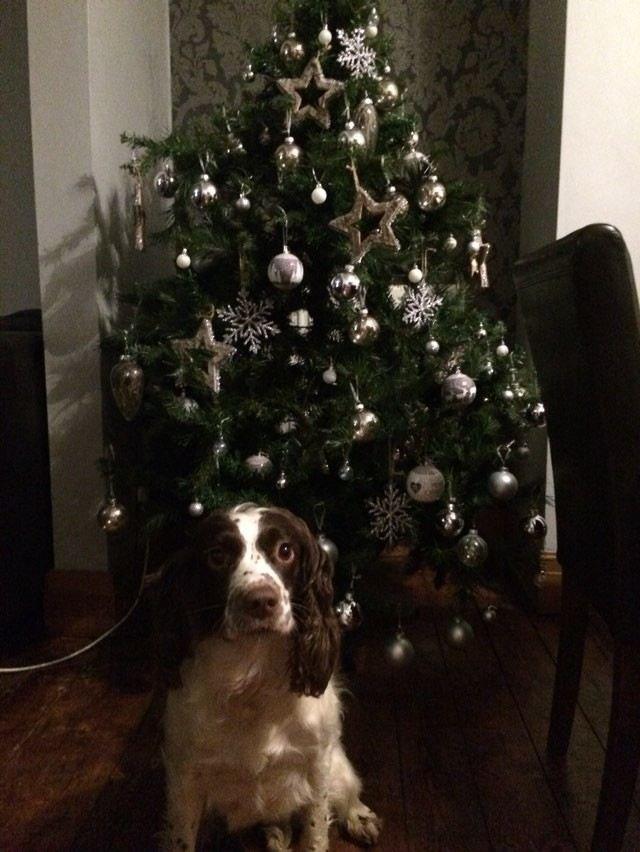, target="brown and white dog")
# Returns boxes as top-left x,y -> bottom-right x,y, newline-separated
156,503 -> 381,851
